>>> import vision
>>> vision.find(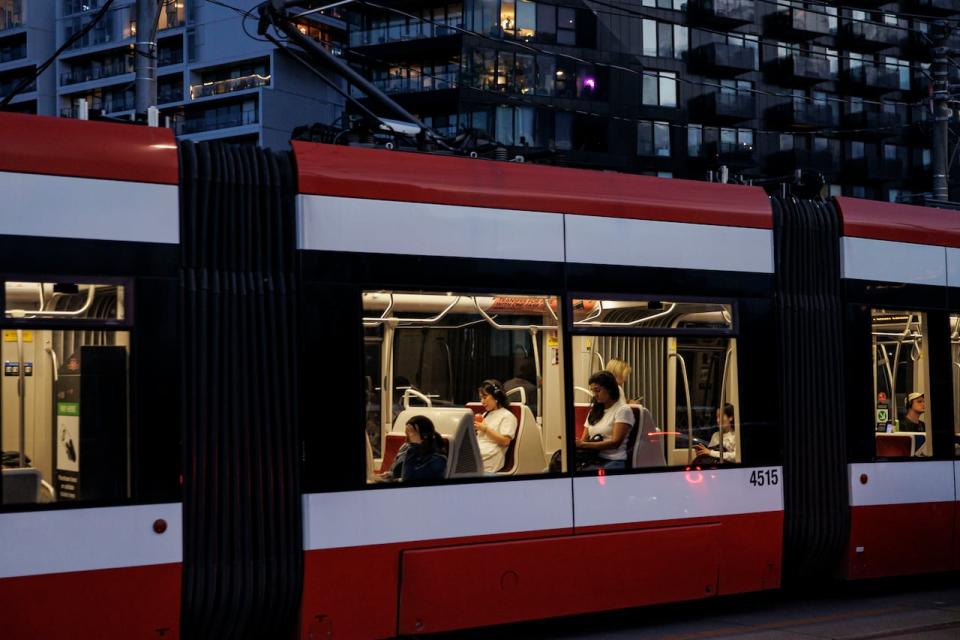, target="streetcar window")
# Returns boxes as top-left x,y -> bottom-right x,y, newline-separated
569,298 -> 740,470
871,309 -> 931,458
362,291 -> 564,482
5,281 -> 127,322
1,328 -> 130,505
950,315 -> 960,458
